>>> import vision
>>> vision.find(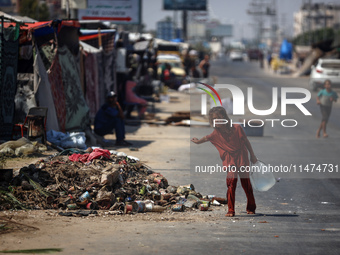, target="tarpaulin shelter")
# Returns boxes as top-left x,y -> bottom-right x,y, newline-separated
280,39 -> 293,61
78,28 -> 117,118
20,20 -> 91,133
